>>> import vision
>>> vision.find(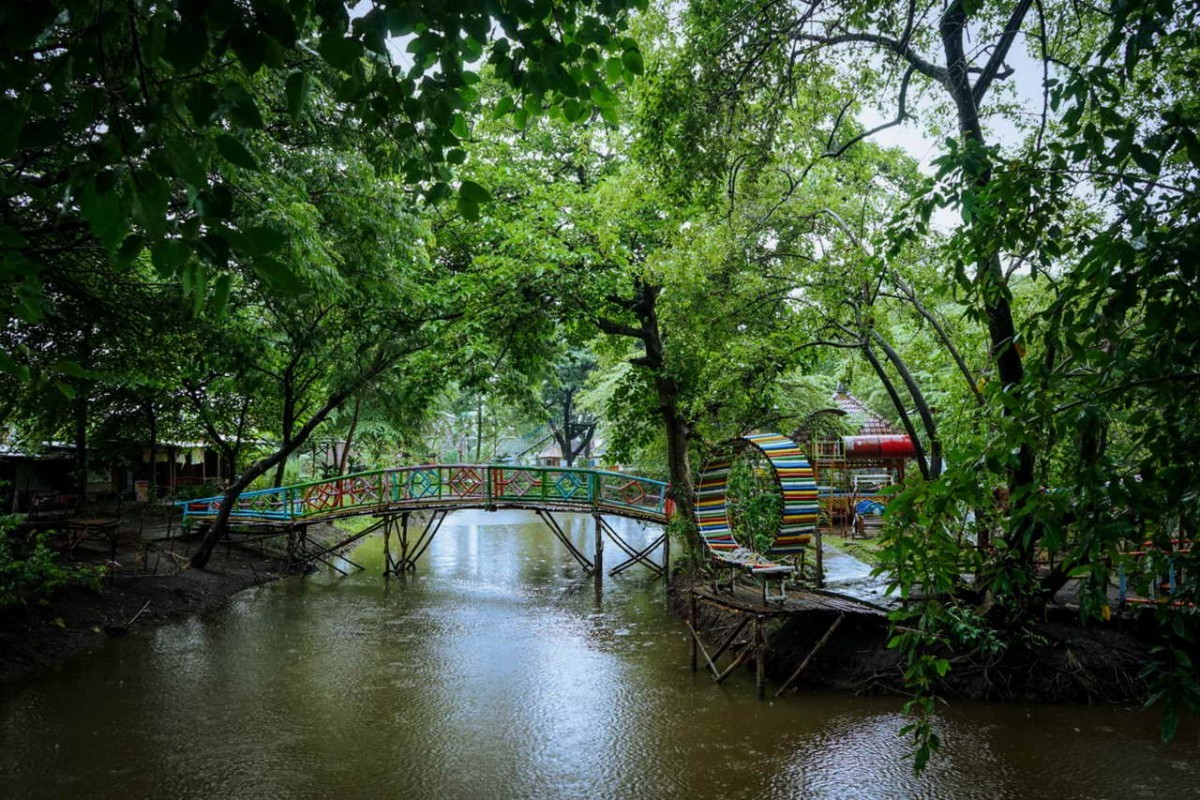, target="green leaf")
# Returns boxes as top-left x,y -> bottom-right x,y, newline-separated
79,182 -> 127,251
209,273 -> 233,319
457,195 -> 480,221
1181,129 -> 1200,169
1131,148 -> 1161,176
151,239 -> 190,277
621,49 -> 644,76
166,139 -> 207,188
0,224 -> 27,248
186,82 -> 220,125
132,172 -> 170,240
215,134 -> 260,171
493,95 -> 516,118
0,100 -> 27,158
164,23 -> 209,72
318,33 -> 363,71
286,71 -> 310,120
116,235 -> 144,267
425,182 -> 452,204
254,0 -> 298,46
605,56 -> 623,84
236,224 -> 287,256
191,263 -> 208,315
229,25 -> 267,74
225,85 -> 265,129
0,349 -> 30,382
251,257 -> 303,293
459,180 -> 492,204
562,98 -> 586,123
